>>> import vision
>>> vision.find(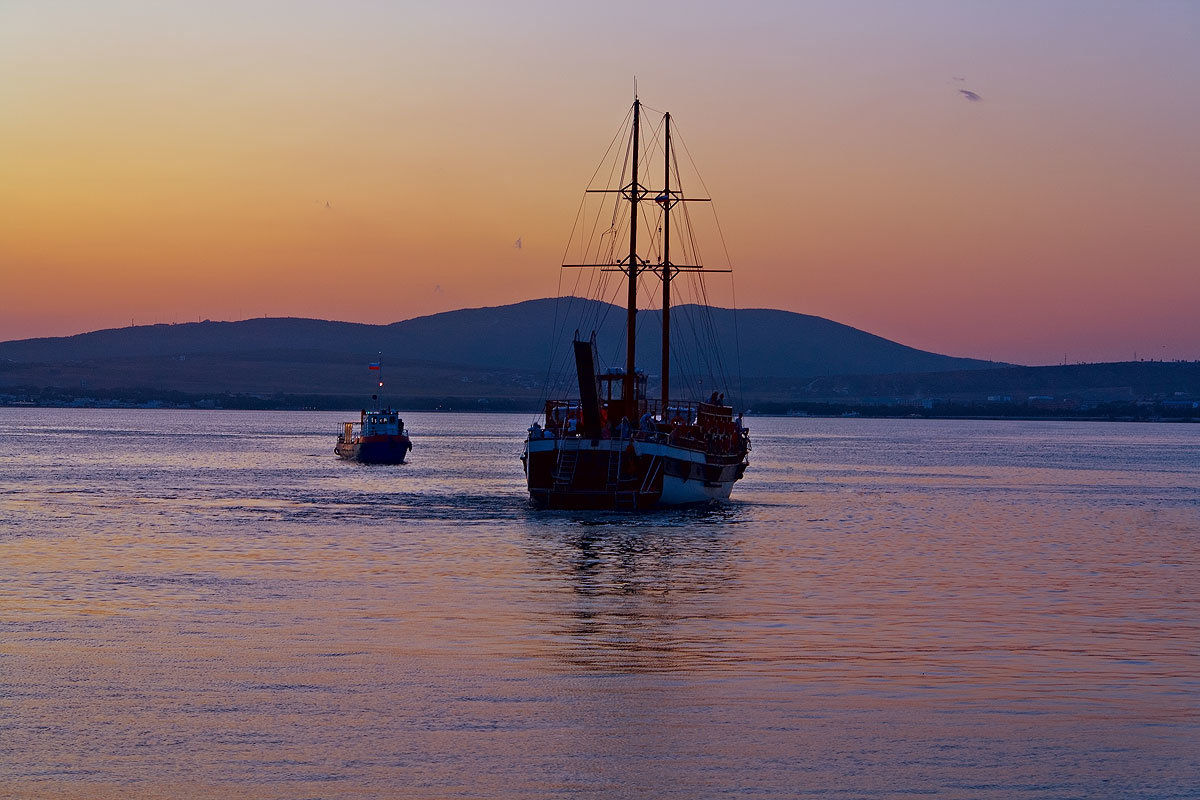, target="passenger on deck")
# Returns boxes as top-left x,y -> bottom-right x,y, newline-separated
638,411 -> 655,433
708,391 -> 719,404
618,416 -> 631,440
529,421 -> 543,439
566,417 -> 578,435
